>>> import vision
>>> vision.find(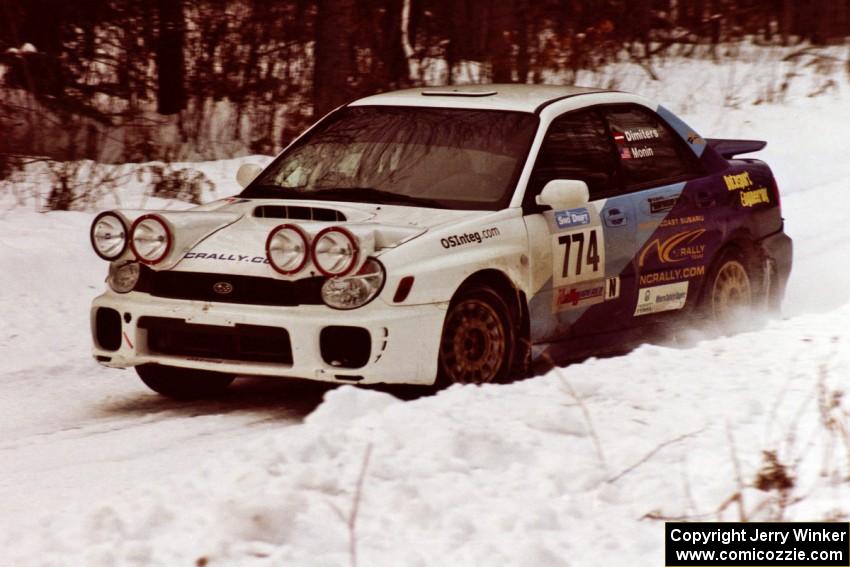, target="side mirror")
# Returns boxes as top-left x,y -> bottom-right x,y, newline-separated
236,163 -> 263,188
535,180 -> 589,209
